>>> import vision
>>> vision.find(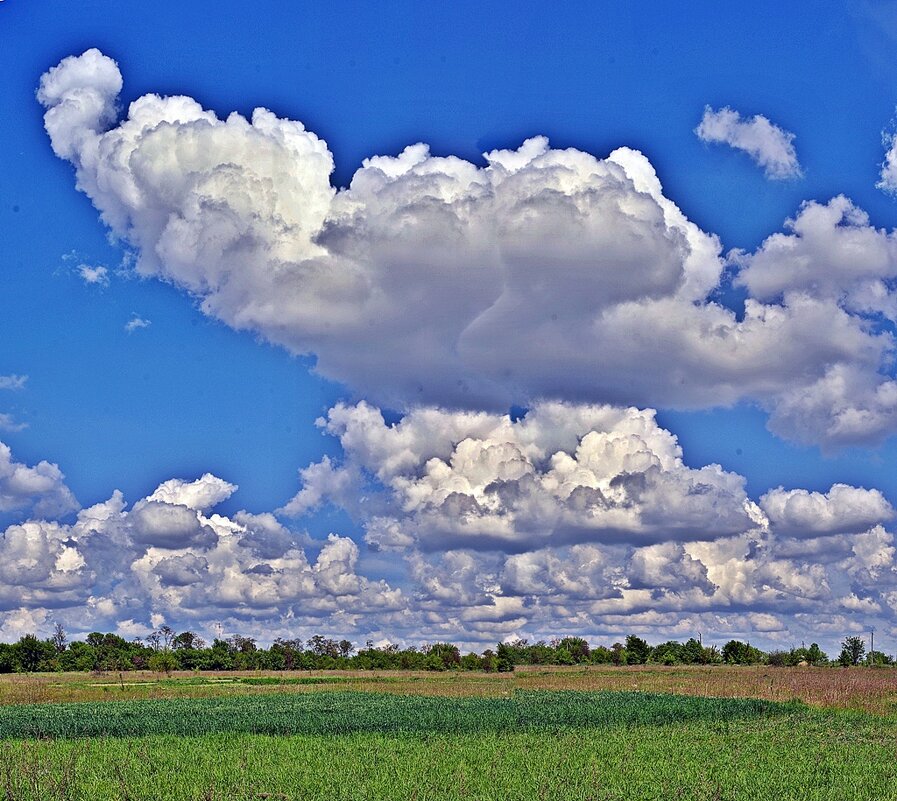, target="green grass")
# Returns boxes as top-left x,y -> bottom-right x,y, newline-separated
0,690 -> 791,739
0,691 -> 892,800
1,714 -> 896,800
